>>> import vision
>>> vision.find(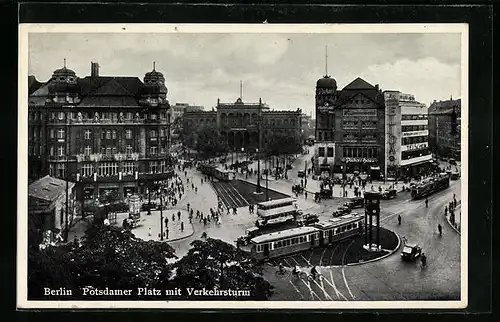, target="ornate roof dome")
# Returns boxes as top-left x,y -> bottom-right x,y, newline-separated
142,63 -> 168,95
48,61 -> 79,94
316,75 -> 337,89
